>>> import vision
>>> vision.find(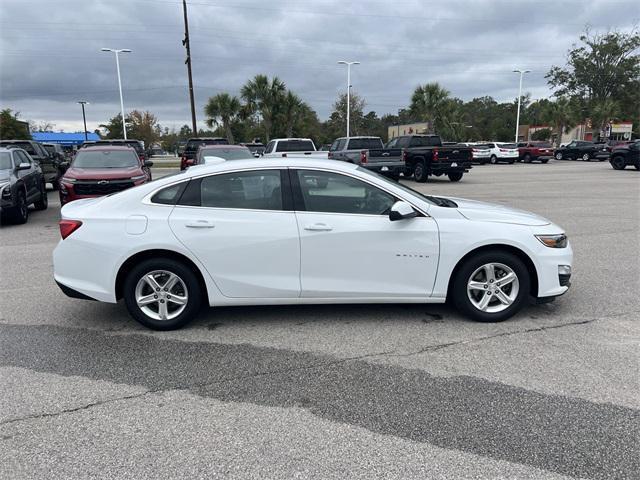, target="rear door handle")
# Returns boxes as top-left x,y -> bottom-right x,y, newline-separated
185,220 -> 215,229
304,223 -> 333,232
